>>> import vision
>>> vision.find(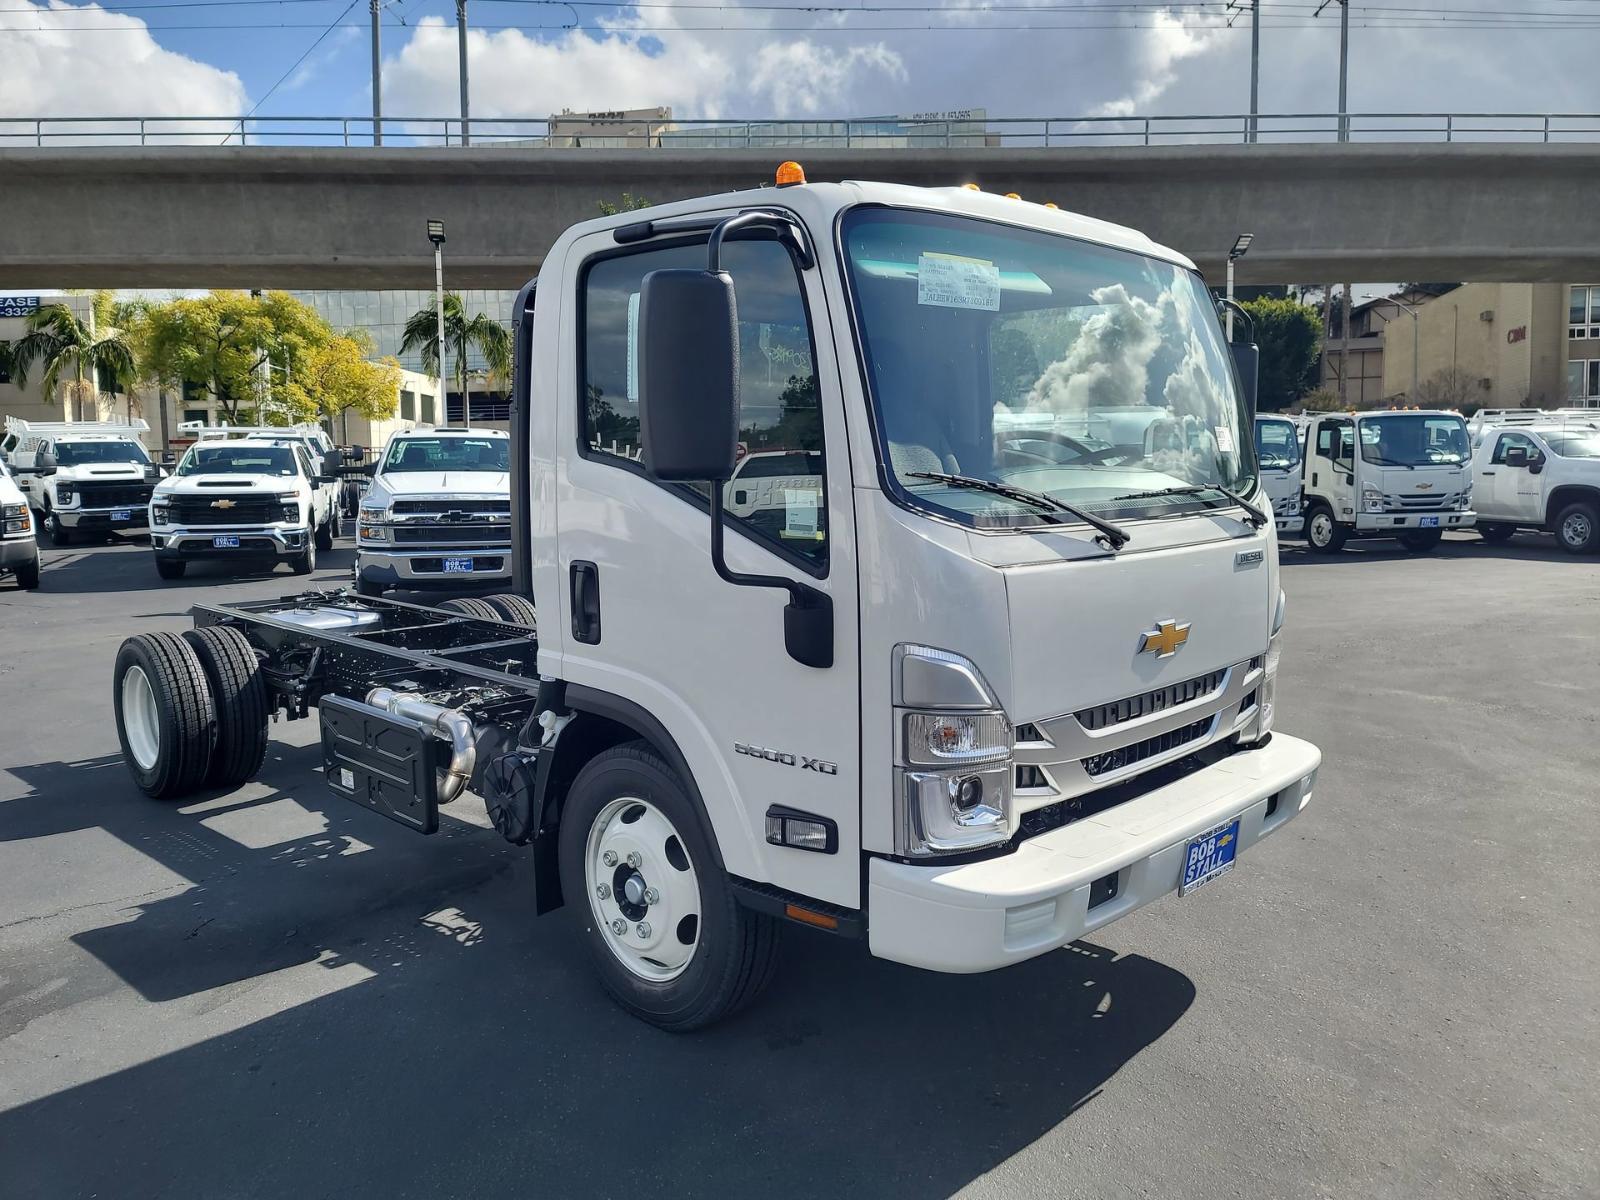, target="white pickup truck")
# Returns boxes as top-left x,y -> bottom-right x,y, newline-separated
1471,421 -> 1600,553
148,437 -> 341,579
3,417 -> 161,545
354,428 -> 512,595
0,459 -> 39,589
